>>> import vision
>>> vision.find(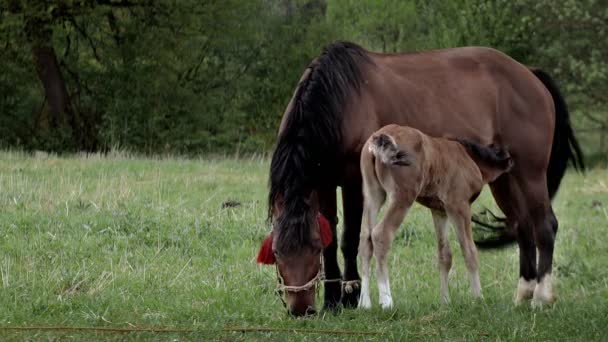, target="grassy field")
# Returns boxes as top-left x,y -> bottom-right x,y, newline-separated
0,151 -> 606,341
